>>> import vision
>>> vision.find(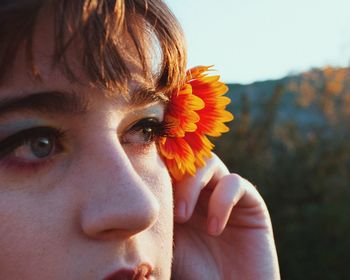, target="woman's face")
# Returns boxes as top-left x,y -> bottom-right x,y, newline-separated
0,15 -> 173,280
